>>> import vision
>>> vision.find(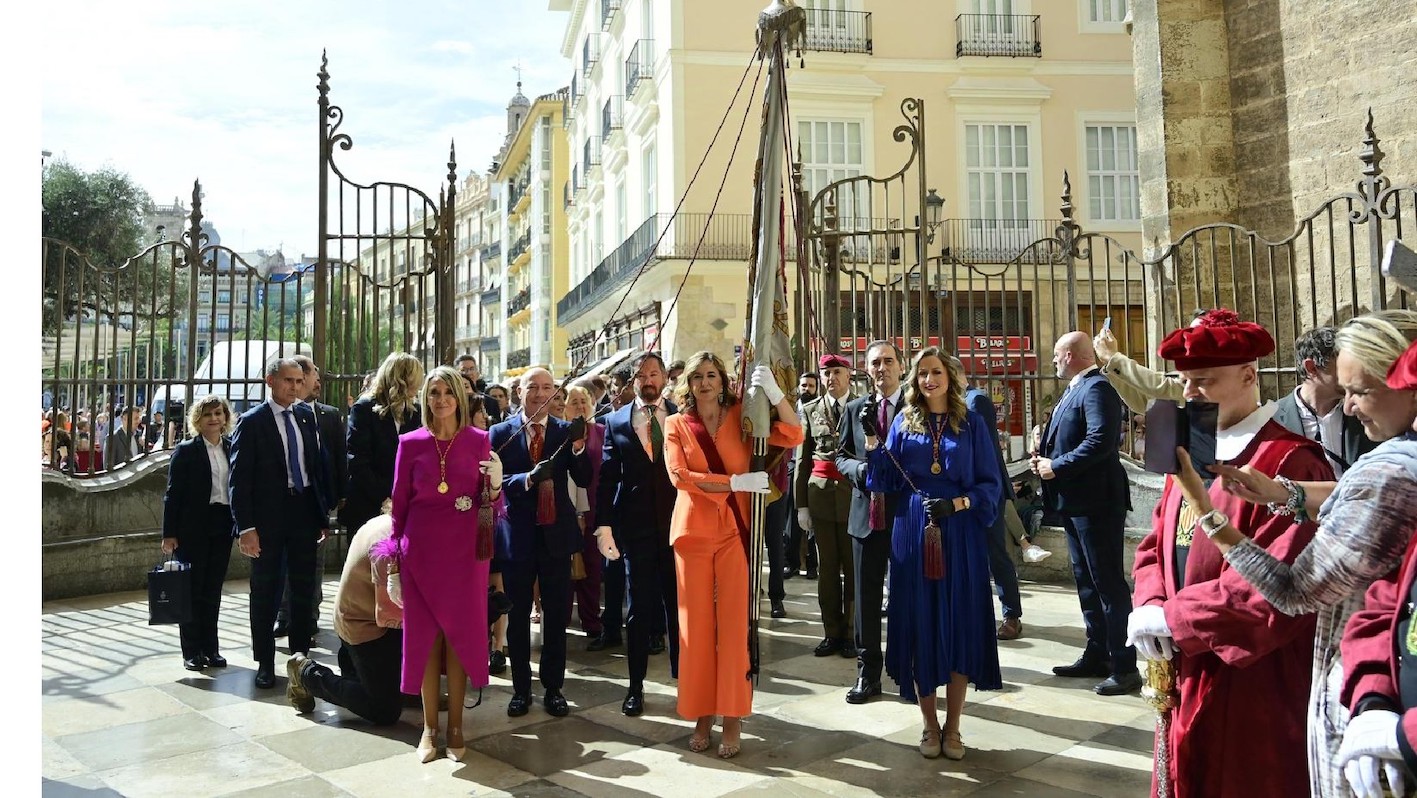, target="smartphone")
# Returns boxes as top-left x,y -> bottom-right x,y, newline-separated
1101,316 -> 1113,332
1143,399 -> 1219,478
